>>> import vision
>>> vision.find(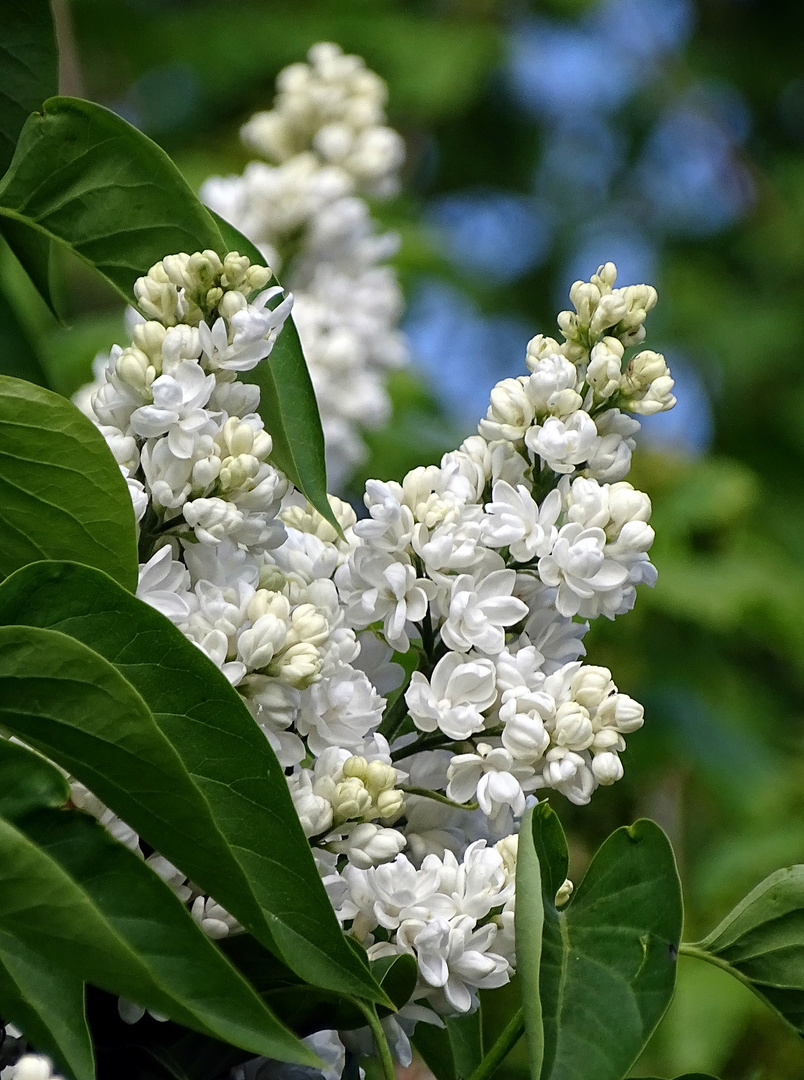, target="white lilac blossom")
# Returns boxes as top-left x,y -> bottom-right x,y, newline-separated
1,1057 -> 65,1080
201,43 -> 408,490
62,255 -> 674,1068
